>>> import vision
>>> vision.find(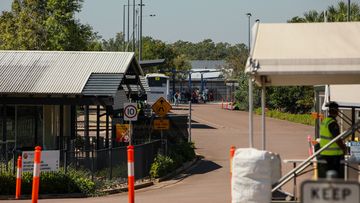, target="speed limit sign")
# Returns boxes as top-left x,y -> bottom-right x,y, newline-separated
124,103 -> 138,121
